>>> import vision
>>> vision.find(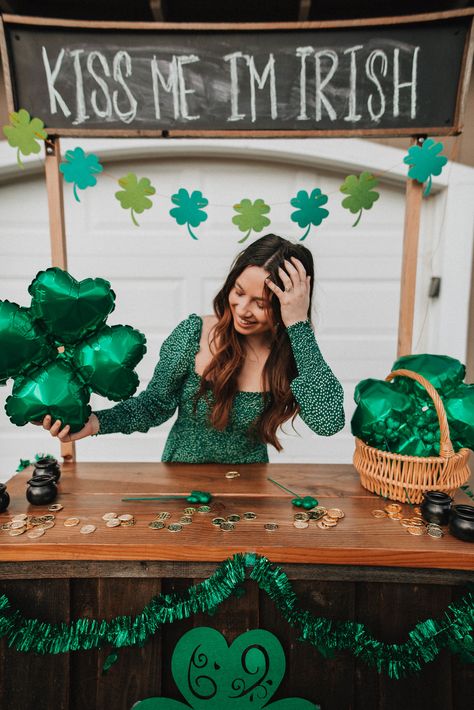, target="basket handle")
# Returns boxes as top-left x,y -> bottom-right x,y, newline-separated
385,368 -> 455,459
